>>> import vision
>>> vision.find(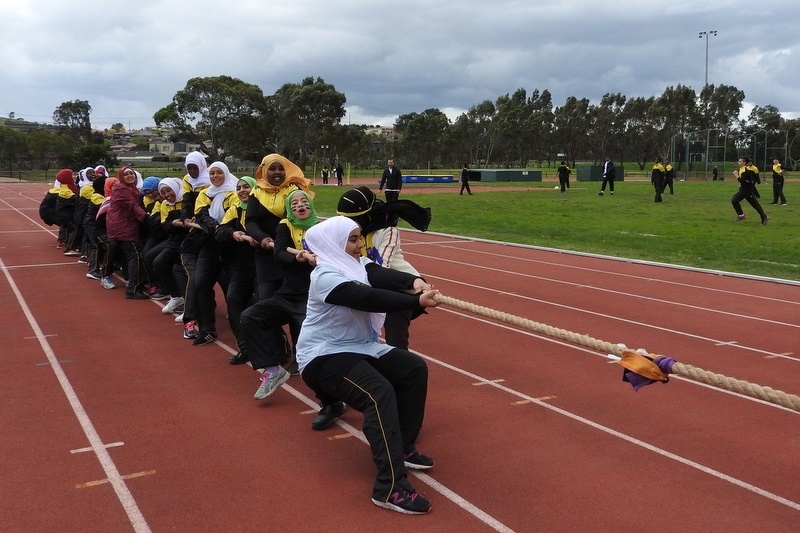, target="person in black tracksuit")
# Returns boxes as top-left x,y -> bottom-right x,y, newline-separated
731,156 -> 768,224
598,157 -> 616,195
770,158 -> 787,205
148,178 -> 188,312
215,177 -> 259,364
460,163 -> 473,195
379,158 -> 402,202
651,157 -> 666,203
240,189 -> 318,396
557,161 -> 571,193
663,159 -> 675,194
